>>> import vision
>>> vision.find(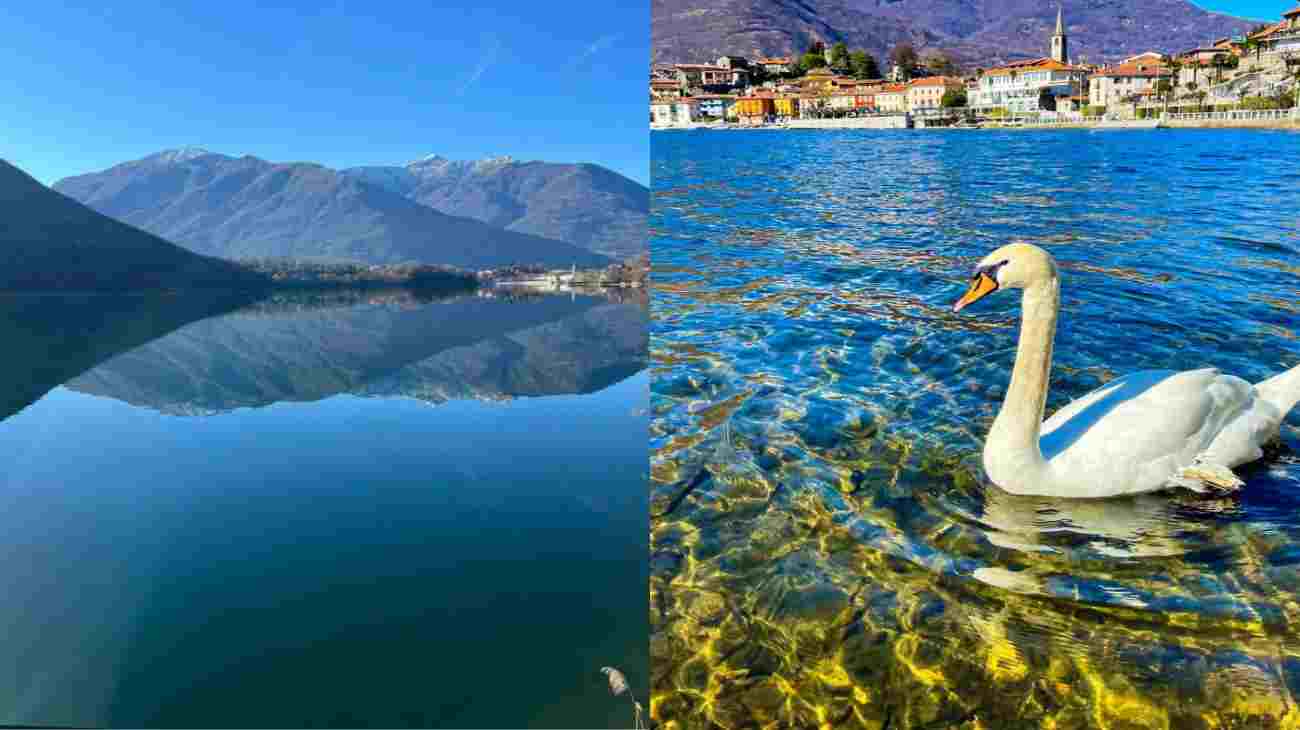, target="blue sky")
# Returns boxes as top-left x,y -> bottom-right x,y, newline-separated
1194,0 -> 1296,20
1,1 -> 648,186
